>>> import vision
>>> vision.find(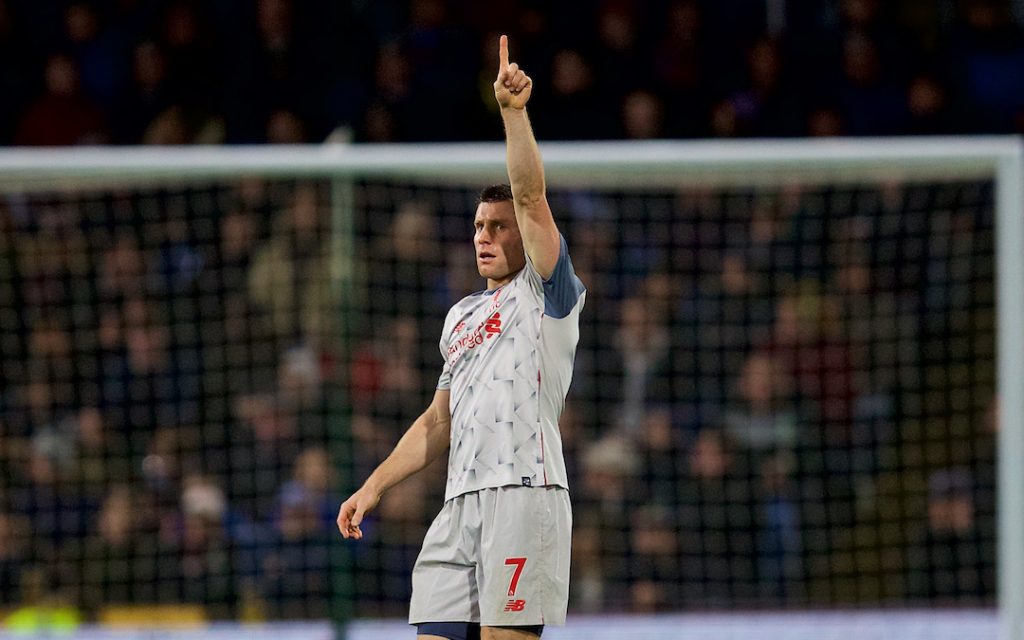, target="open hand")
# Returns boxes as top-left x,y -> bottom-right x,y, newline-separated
493,35 -> 532,110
